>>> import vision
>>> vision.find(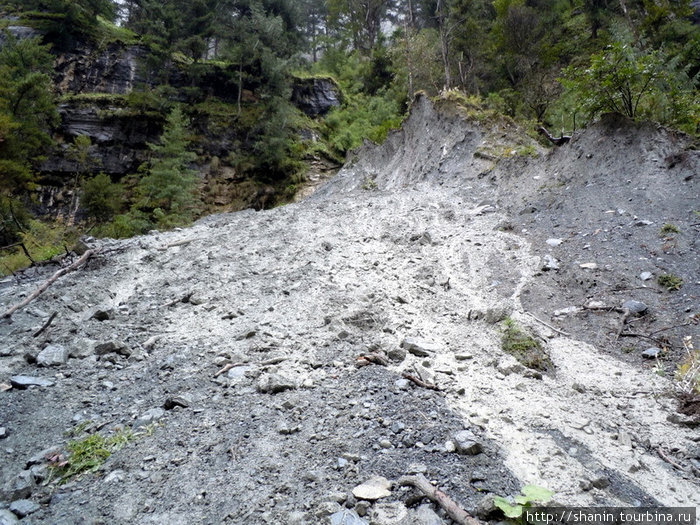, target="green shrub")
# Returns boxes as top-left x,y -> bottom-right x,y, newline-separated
660,223 -> 681,235
658,273 -> 683,291
81,173 -> 124,223
501,318 -> 552,371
